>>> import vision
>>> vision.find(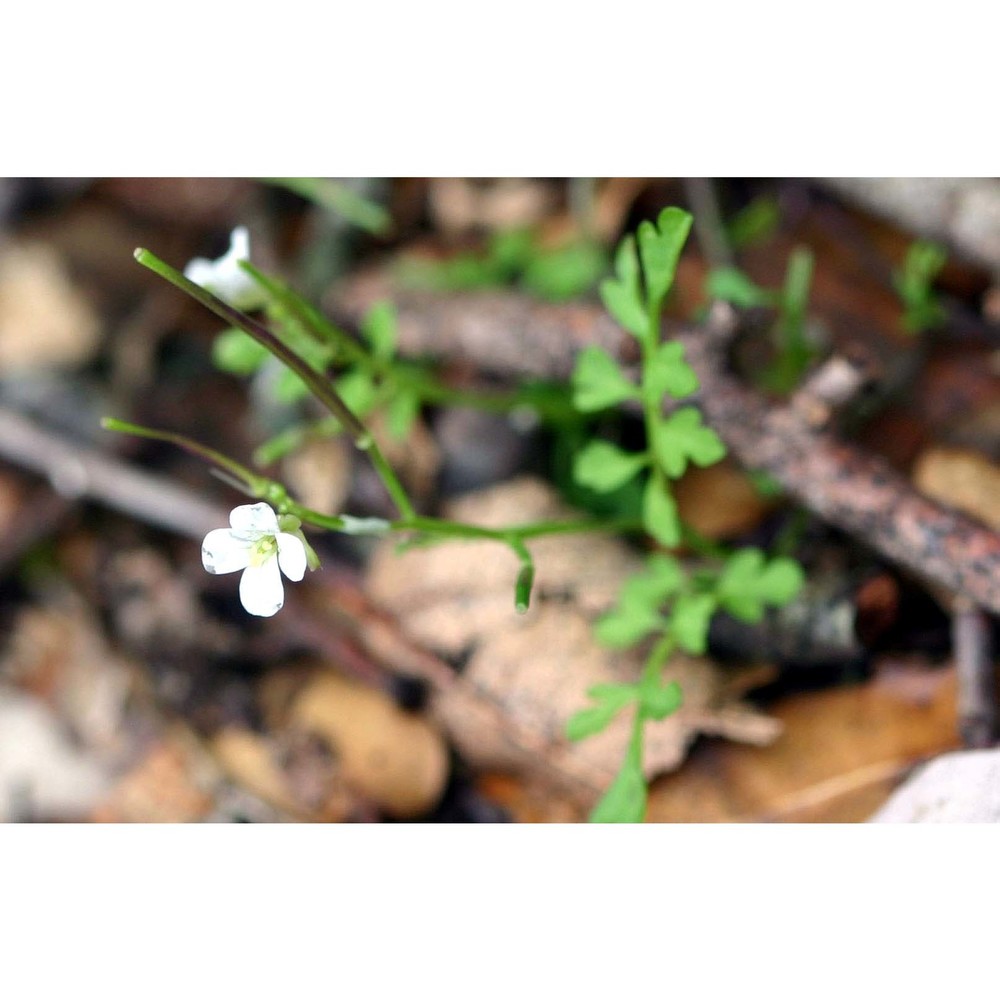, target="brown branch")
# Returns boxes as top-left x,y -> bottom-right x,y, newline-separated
330,274 -> 1000,616
0,405 -> 227,540
951,597 -> 997,748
